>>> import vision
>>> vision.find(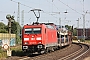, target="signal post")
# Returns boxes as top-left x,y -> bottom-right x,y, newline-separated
6,14 -> 14,56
